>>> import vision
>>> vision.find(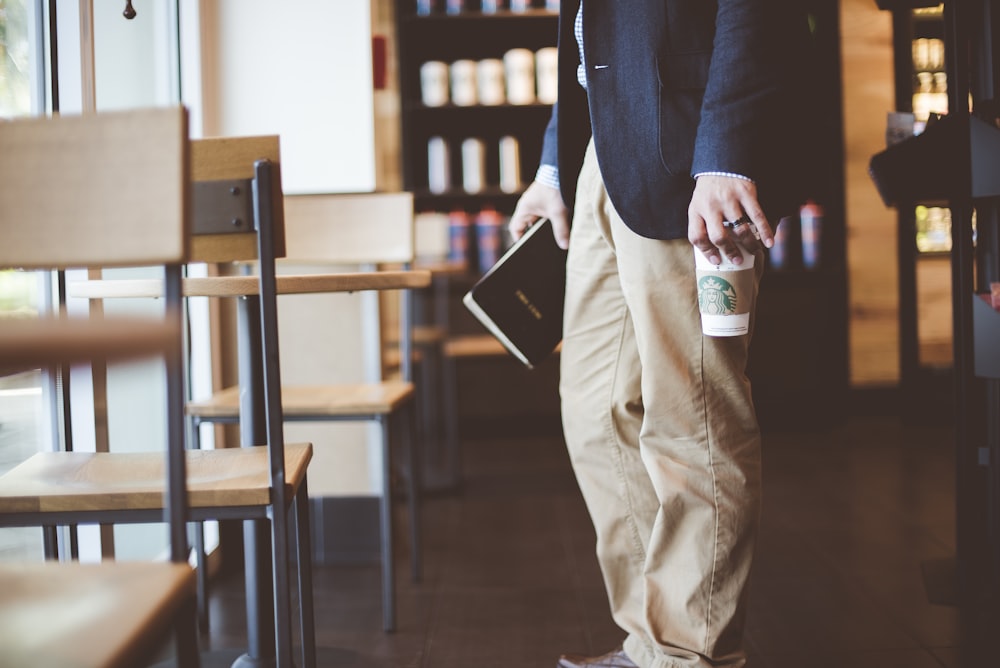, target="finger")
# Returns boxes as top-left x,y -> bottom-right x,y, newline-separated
732,221 -> 762,249
741,203 -> 773,249
549,212 -> 571,249
728,215 -> 765,250
689,216 -> 723,265
712,215 -> 747,265
508,212 -> 539,241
